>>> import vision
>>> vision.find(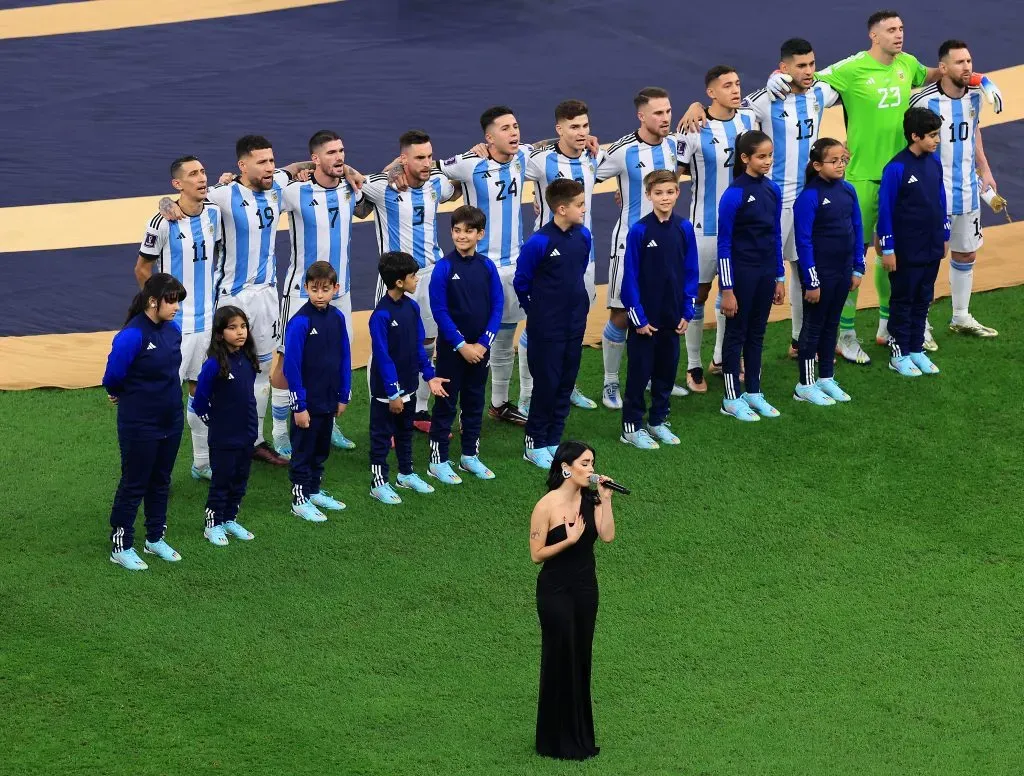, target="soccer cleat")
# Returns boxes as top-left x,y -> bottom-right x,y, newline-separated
647,423 -> 680,445
708,360 -> 723,376
908,351 -> 940,375
292,500 -> 328,522
545,445 -> 559,457
272,434 -> 292,460
204,524 -> 229,546
816,377 -> 851,403
620,428 -> 660,449
922,324 -> 939,352
252,442 -> 288,467
412,410 -> 432,434
686,367 -> 708,394
459,455 -> 495,480
396,473 -> 434,494
222,520 -> 254,540
837,331 -> 872,365
370,483 -> 402,505
427,461 -> 463,485
331,426 -> 356,450
720,398 -> 760,422
310,490 -> 346,510
110,548 -> 148,571
601,382 -> 622,410
144,539 -> 182,562
742,392 -> 781,418
888,355 -> 922,377
875,320 -> 890,347
793,383 -> 836,406
518,398 -> 531,417
570,387 -> 597,409
190,464 -> 212,481
523,446 -> 554,469
488,401 -> 528,426
949,314 -> 998,338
